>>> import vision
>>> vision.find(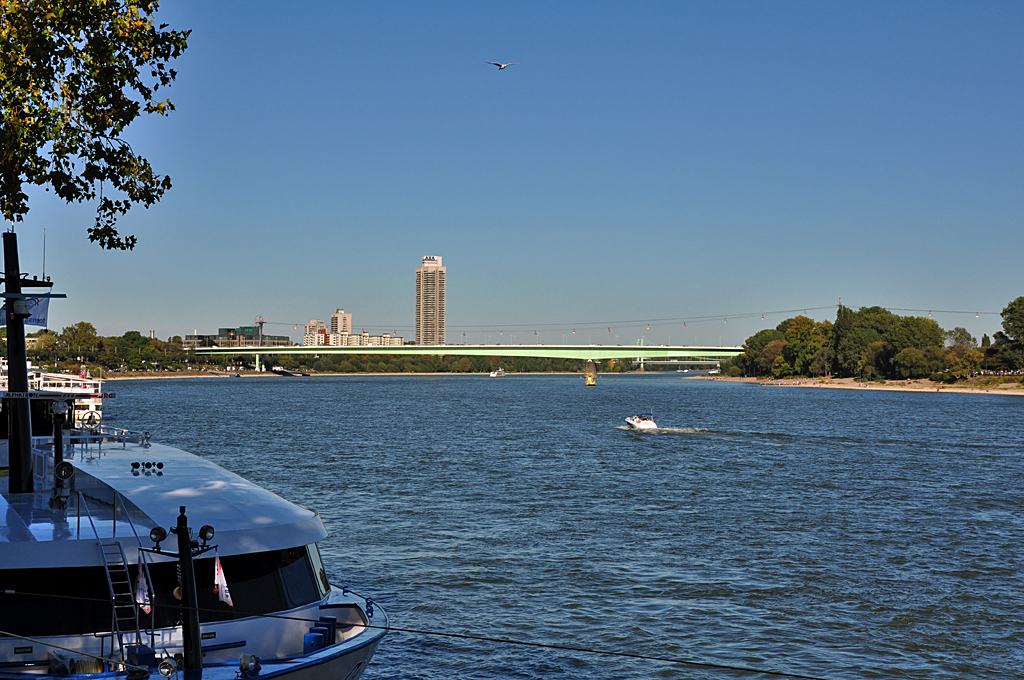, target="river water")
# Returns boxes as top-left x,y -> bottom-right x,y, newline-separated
104,375 -> 1024,679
